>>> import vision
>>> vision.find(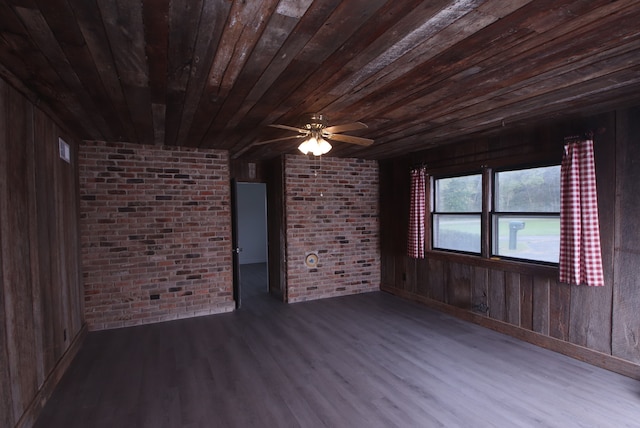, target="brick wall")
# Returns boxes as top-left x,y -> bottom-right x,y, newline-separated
285,155 -> 380,302
79,141 -> 234,330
